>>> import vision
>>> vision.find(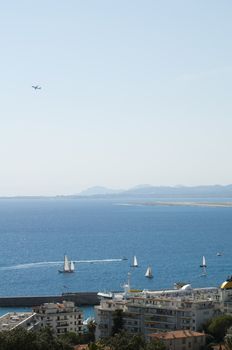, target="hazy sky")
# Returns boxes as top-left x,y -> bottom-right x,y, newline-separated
1,1 -> 232,195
